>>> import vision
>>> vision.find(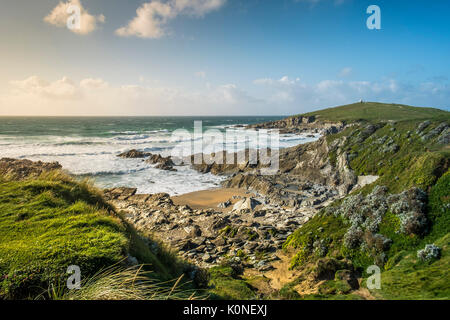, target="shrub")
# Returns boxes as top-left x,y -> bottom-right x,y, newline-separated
343,226 -> 363,249
417,244 -> 441,262
313,240 -> 328,257
388,188 -> 428,235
